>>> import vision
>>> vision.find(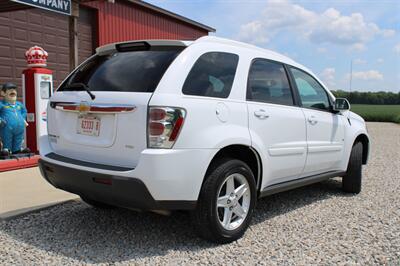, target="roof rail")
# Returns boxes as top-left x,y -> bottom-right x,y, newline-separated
194,36 -> 294,63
